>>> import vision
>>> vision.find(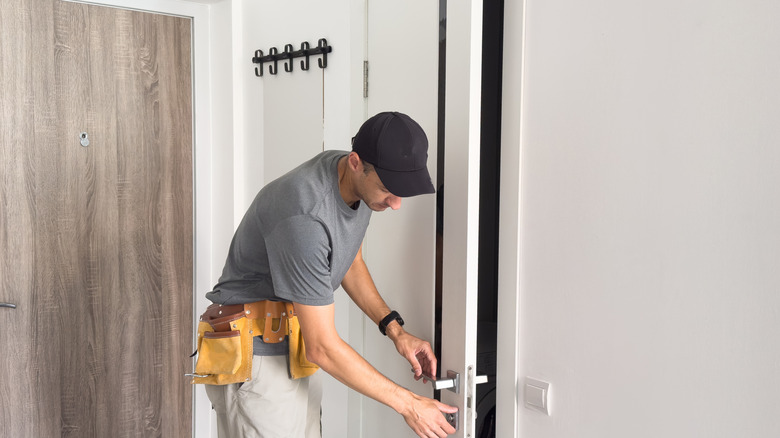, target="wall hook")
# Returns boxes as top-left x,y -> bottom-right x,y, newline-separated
253,49 -> 264,76
283,44 -> 294,72
300,41 -> 311,71
268,47 -> 279,75
317,38 -> 329,69
251,38 -> 332,77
